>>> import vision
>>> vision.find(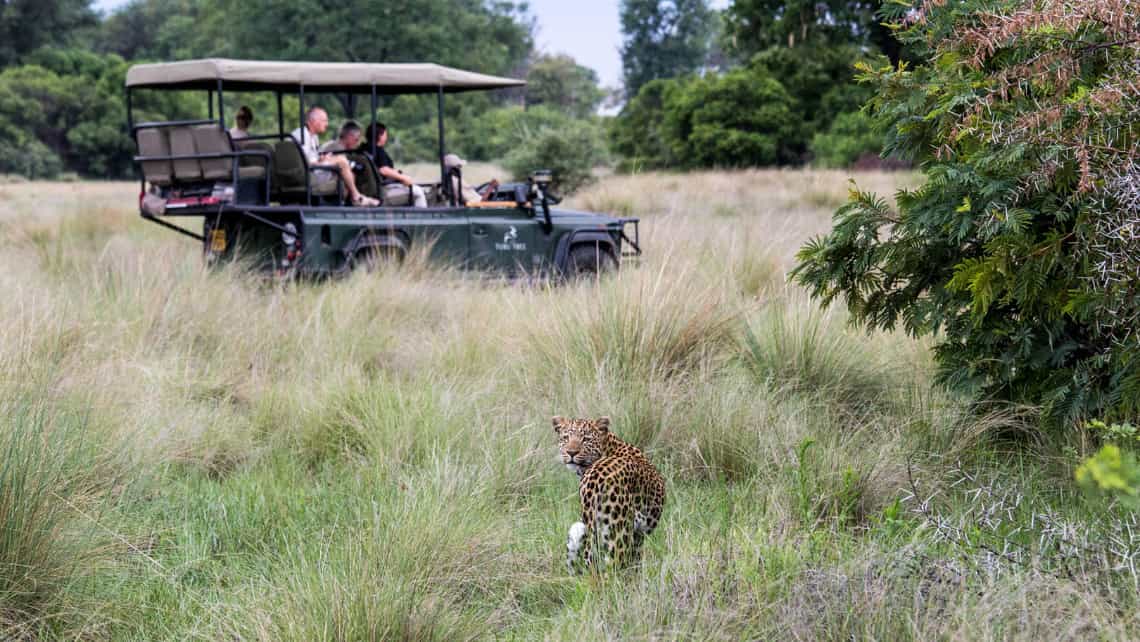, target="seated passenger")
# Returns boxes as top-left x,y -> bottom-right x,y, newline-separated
362,122 -> 427,208
320,120 -> 363,154
444,153 -> 499,204
229,105 -> 253,140
290,106 -> 378,207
